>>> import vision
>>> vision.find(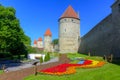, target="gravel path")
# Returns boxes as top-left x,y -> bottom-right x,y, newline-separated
0,57 -> 59,72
